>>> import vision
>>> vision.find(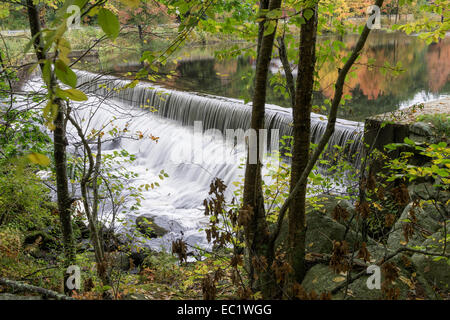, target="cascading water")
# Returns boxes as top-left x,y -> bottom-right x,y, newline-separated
76,71 -> 365,164
20,71 -> 365,253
